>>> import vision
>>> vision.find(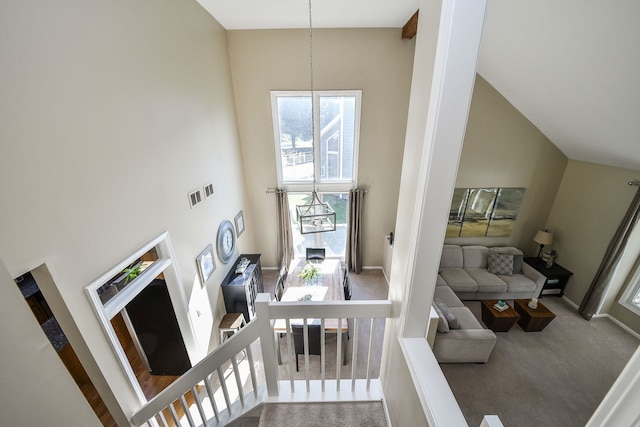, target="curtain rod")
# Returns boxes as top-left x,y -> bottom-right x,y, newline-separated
266,188 -> 369,194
